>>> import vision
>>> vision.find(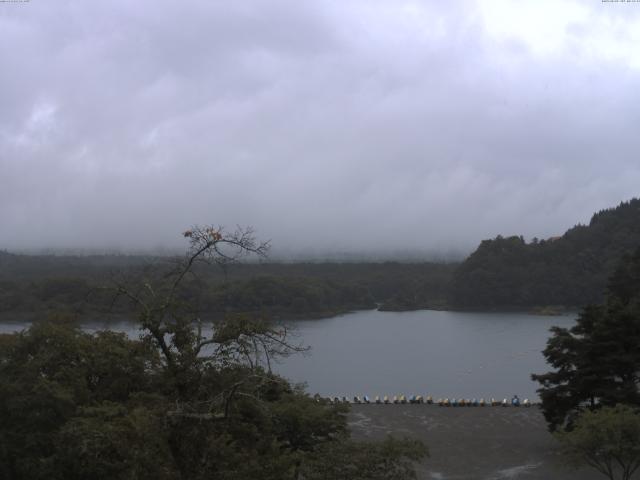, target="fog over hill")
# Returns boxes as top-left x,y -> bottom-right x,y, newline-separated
5,246 -> 466,264
2,1 -> 640,253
